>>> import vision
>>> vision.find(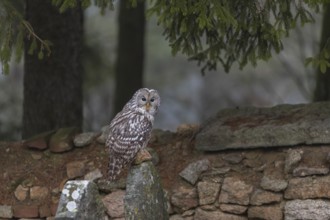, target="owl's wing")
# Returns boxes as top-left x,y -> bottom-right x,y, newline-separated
107,113 -> 152,160
106,111 -> 153,181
